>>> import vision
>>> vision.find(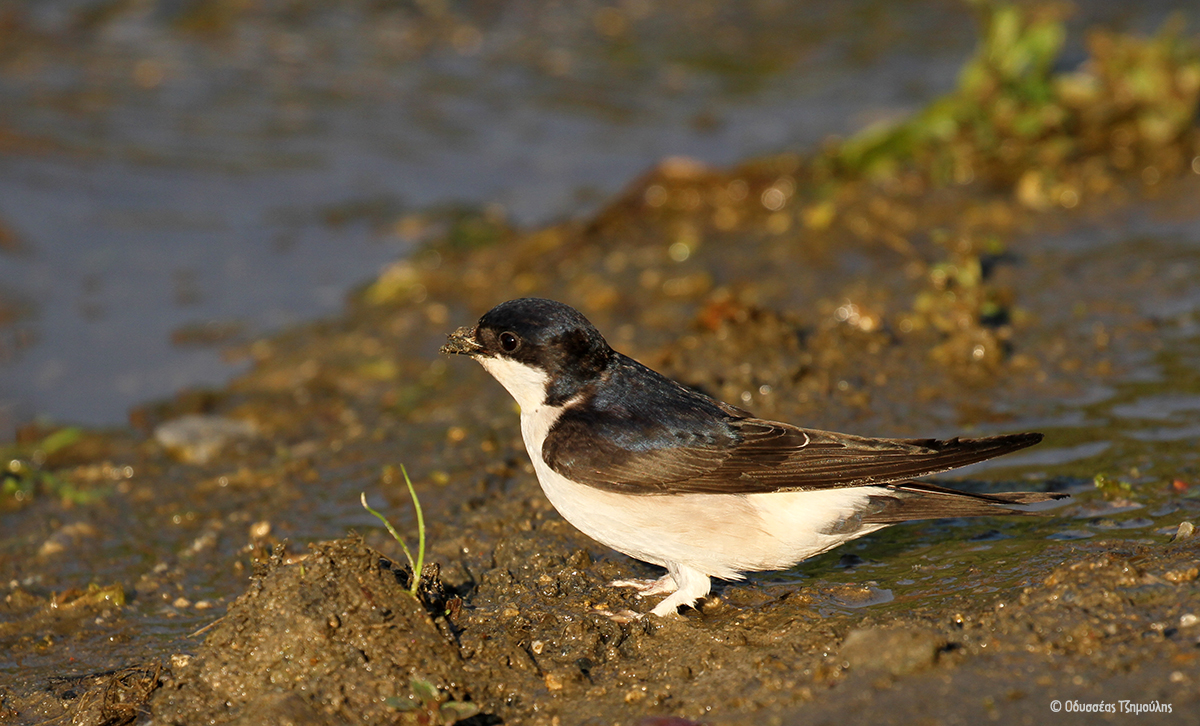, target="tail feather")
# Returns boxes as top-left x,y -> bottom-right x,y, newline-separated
861,480 -> 1069,524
